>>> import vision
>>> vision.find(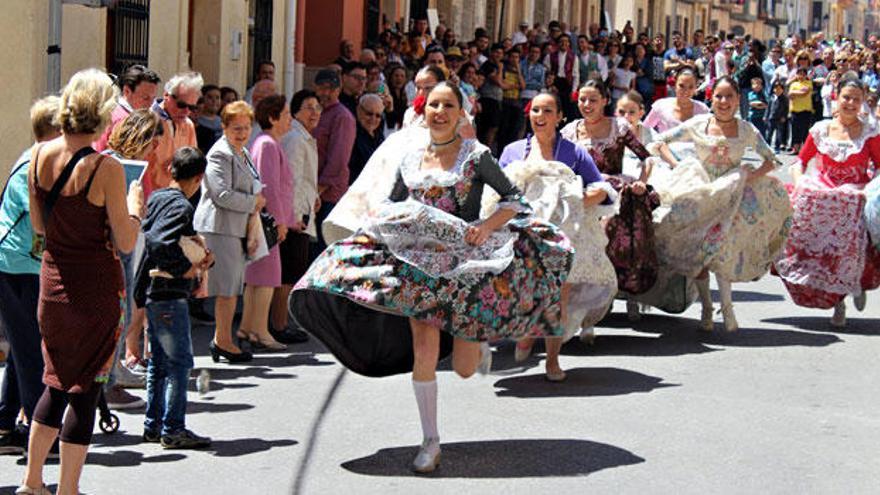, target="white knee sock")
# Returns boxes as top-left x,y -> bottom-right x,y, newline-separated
412,380 -> 438,441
